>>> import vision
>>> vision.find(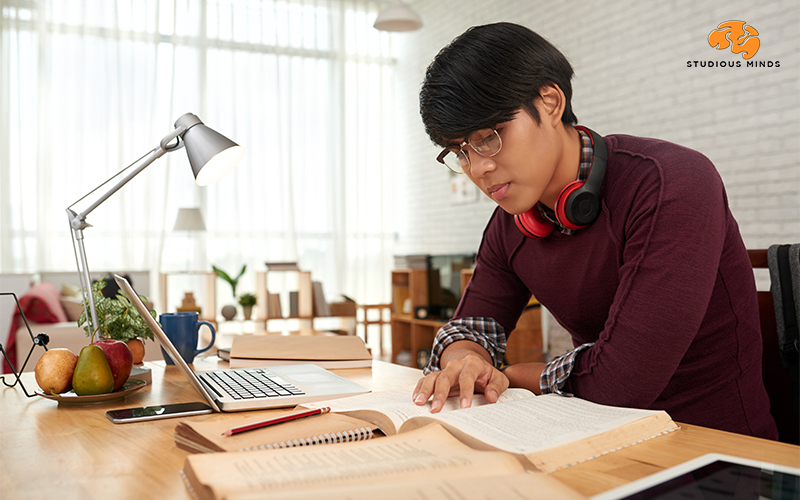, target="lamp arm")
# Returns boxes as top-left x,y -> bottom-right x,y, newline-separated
67,125 -> 187,229
66,124 -> 187,334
